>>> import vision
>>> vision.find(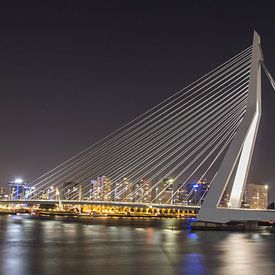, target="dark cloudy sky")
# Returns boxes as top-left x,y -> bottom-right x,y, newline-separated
0,1 -> 275,197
